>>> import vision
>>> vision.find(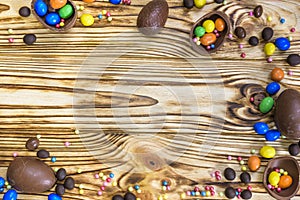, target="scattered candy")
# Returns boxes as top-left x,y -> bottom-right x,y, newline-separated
253,5 -> 263,18
248,36 -> 259,46
240,172 -> 251,184
224,167 -> 236,180
275,37 -> 290,51
235,26 -> 246,39
288,143 -> 300,156
259,97 -> 274,113
34,0 -> 48,17
280,18 -> 285,24
48,193 -> 62,200
260,145 -> 276,158
254,122 -> 269,134
265,130 -> 281,141
271,67 -> 284,82
80,14 -> 94,26
3,189 -> 18,200
45,12 -> 61,26
264,43 -> 276,56
248,155 -> 261,171
266,82 -> 280,95
19,6 -> 31,17
194,0 -> 206,8
287,54 -> 300,66
262,27 -> 273,41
